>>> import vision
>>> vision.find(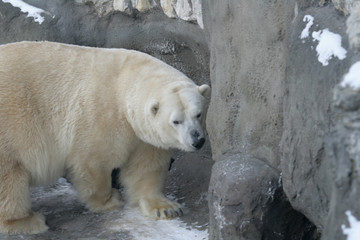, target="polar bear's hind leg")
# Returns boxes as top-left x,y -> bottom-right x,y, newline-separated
0,159 -> 48,234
